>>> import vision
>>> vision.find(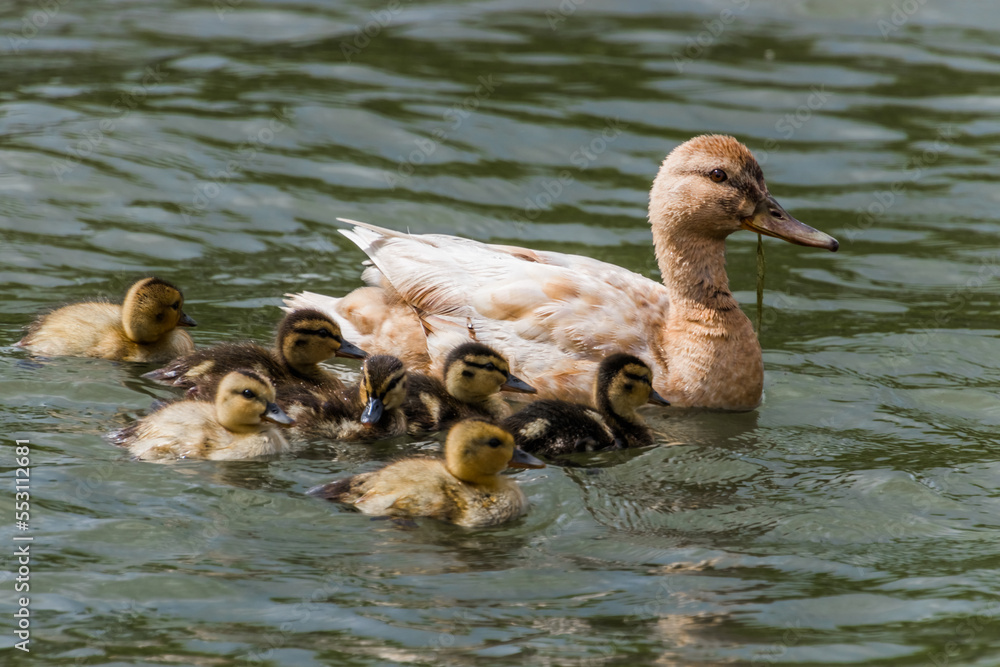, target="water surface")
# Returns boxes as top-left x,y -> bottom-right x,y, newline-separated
3,0 -> 1000,664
